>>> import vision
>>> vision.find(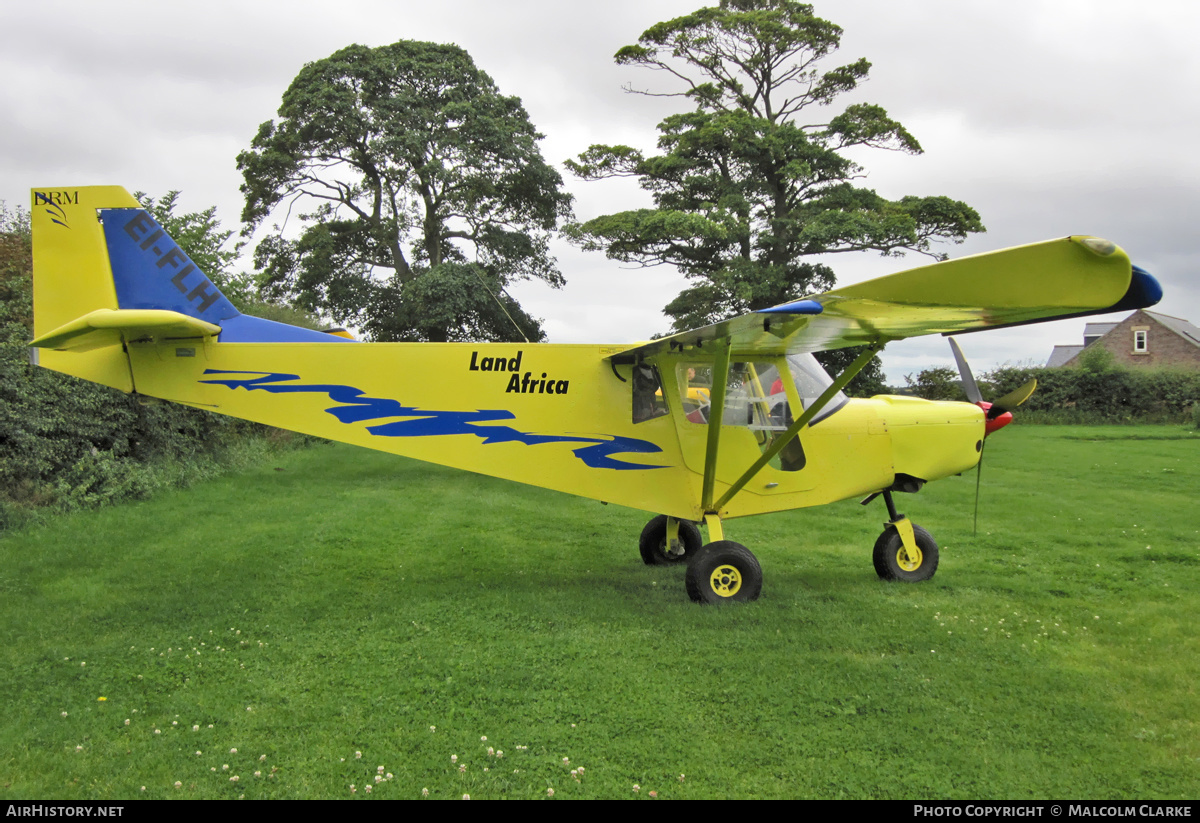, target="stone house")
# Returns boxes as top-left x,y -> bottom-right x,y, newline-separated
1046,310 -> 1200,370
